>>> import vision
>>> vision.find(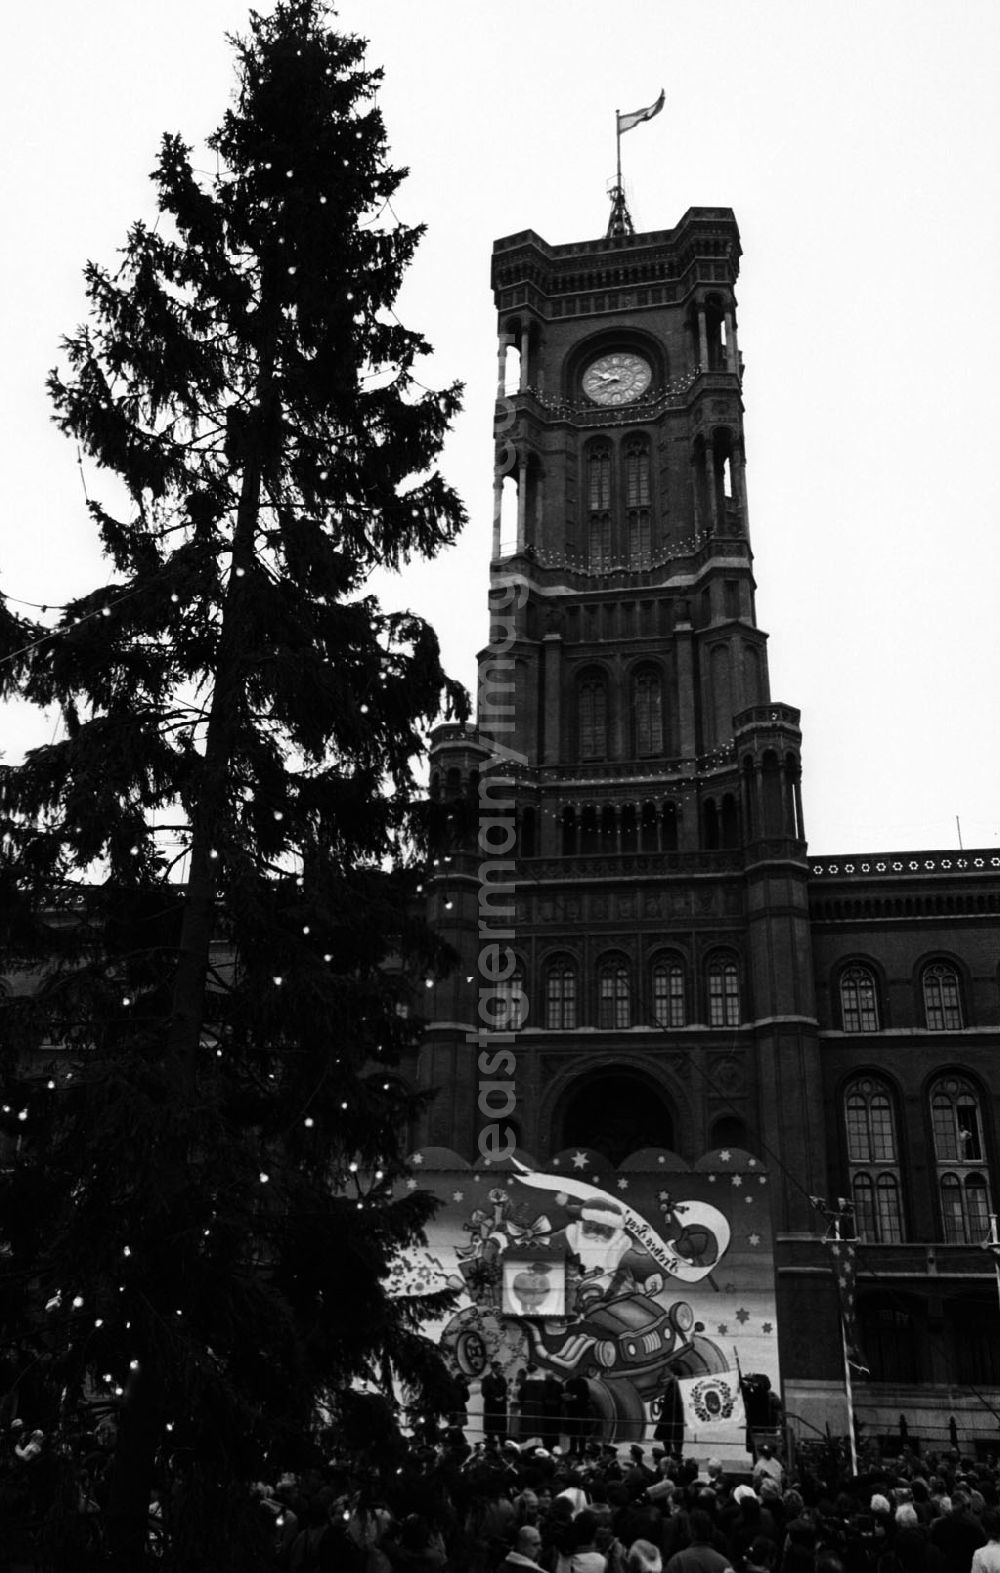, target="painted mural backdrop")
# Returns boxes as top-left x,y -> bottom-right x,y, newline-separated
387,1145 -> 780,1448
